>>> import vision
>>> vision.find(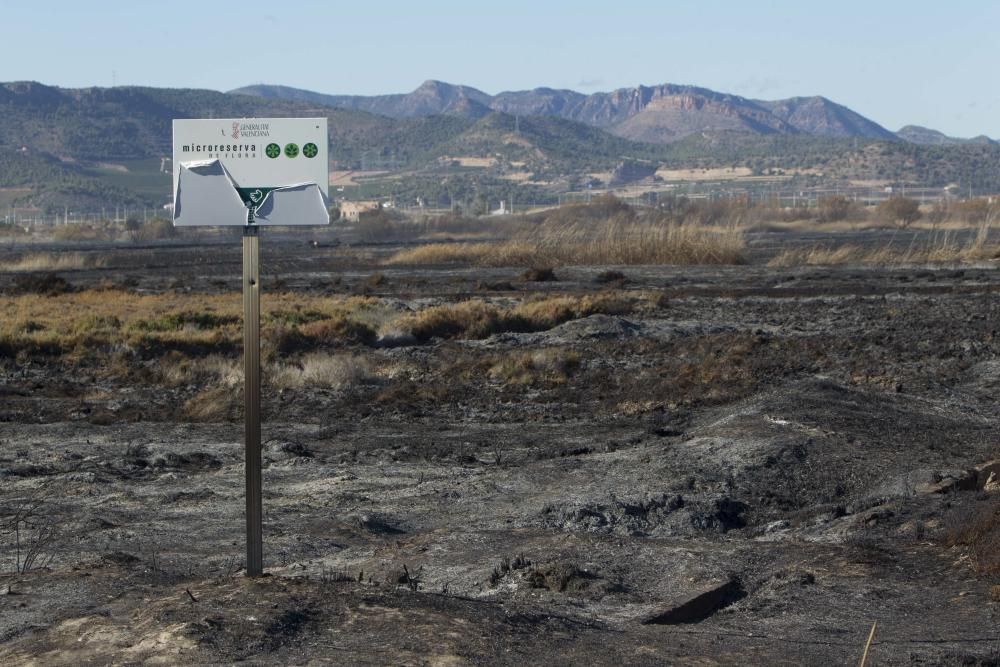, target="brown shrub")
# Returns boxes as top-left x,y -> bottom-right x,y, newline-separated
355,209 -> 418,243
941,497 -> 1000,576
815,195 -> 856,223
266,316 -> 377,357
183,386 -> 239,422
12,273 -> 74,295
489,349 -> 581,386
594,270 -> 627,285
270,353 -> 372,390
156,352 -> 242,388
300,317 -> 377,347
137,218 -> 177,241
513,294 -> 634,330
522,267 -> 557,282
392,294 -> 638,343
396,301 -> 516,342
876,197 -> 922,228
